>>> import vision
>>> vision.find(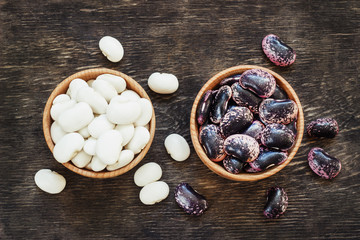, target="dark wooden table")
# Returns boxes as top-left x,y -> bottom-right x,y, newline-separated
1,1 -> 359,239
